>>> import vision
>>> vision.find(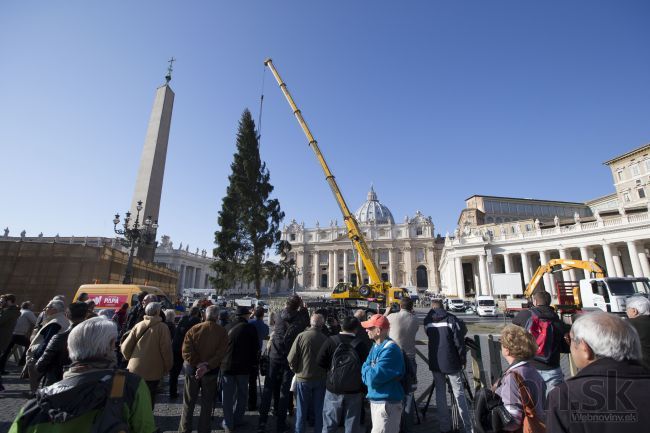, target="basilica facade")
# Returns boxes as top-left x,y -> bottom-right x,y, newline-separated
282,187 -> 443,293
